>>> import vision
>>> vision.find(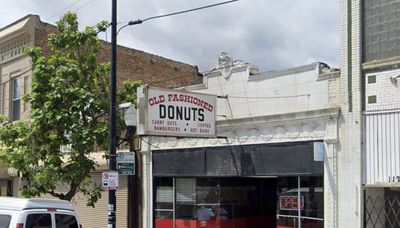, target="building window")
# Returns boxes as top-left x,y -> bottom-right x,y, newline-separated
368,95 -> 377,104
367,75 -> 376,84
362,0 -> 400,62
11,76 -> 21,121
